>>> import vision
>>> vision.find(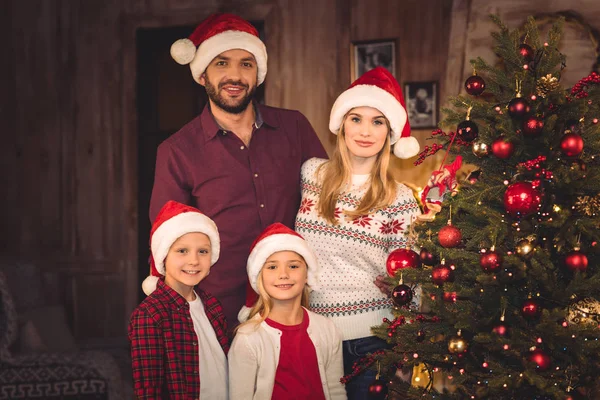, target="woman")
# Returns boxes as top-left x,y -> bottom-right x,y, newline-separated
295,67 -> 421,399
